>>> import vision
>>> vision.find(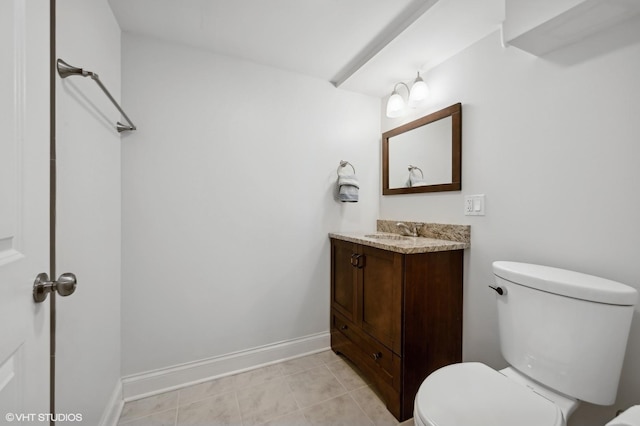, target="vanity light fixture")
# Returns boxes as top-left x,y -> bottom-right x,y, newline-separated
385,71 -> 430,118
